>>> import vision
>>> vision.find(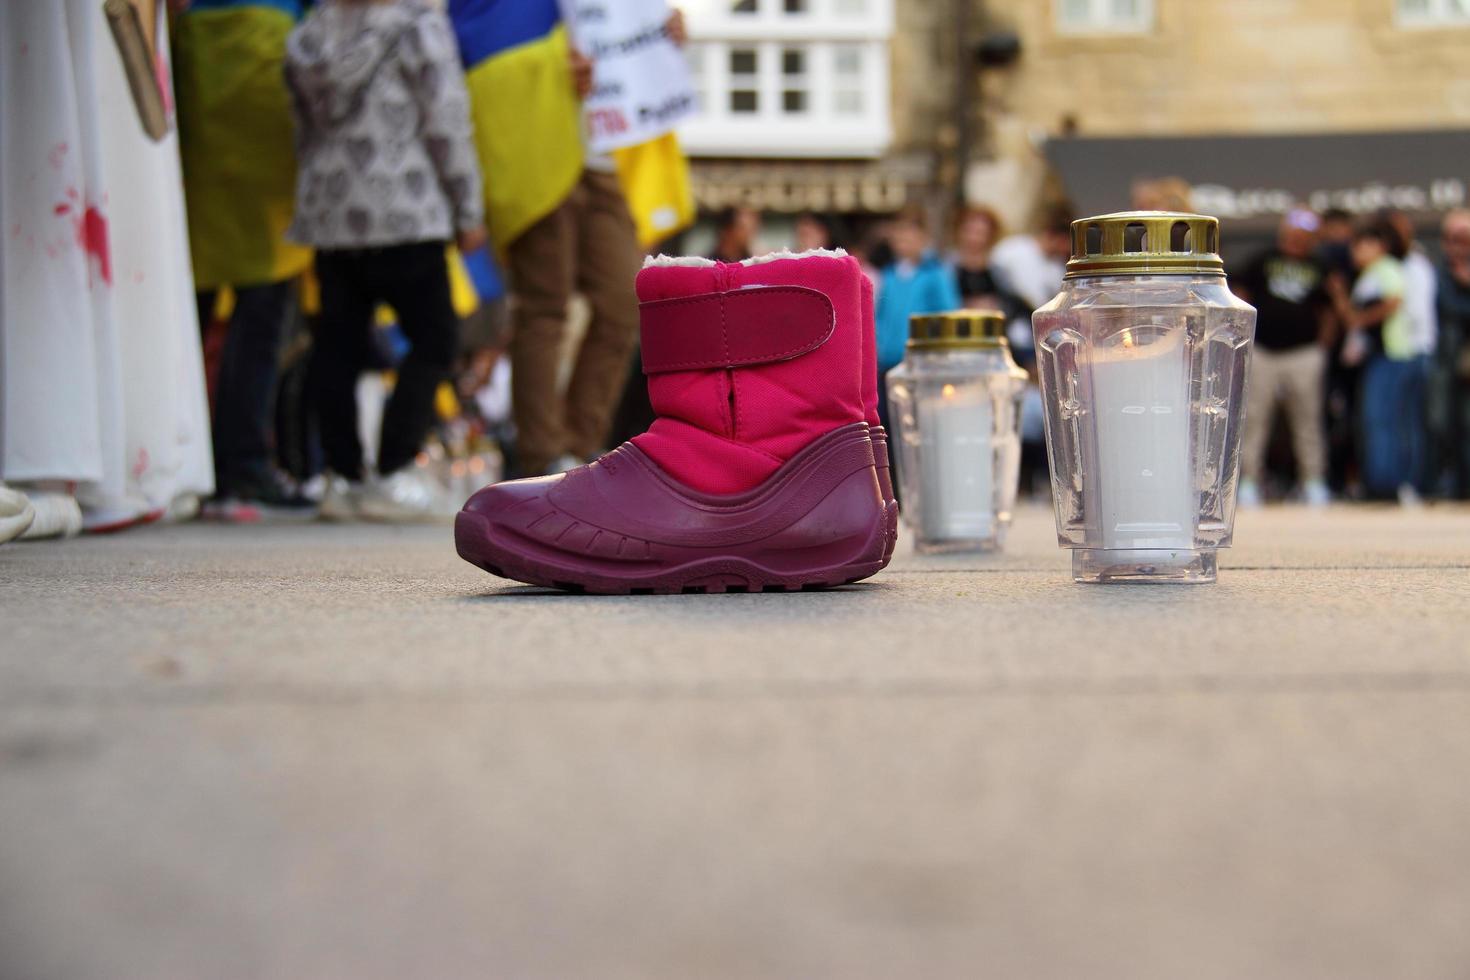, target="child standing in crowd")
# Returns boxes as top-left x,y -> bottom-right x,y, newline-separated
1330,221 -> 1416,502
875,208 -> 963,381
874,207 -> 963,460
284,0 -> 486,519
